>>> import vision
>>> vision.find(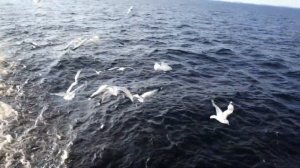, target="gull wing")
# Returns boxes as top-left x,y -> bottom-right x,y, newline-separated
51,92 -> 66,97
211,99 -> 222,116
222,109 -> 233,119
90,85 -> 108,98
141,89 -> 158,99
94,70 -> 102,74
66,81 -> 77,93
72,38 -> 88,50
71,84 -> 84,94
66,70 -> 81,93
74,70 -> 81,82
108,67 -> 119,71
62,40 -> 75,50
119,87 -> 134,102
222,103 -> 234,119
